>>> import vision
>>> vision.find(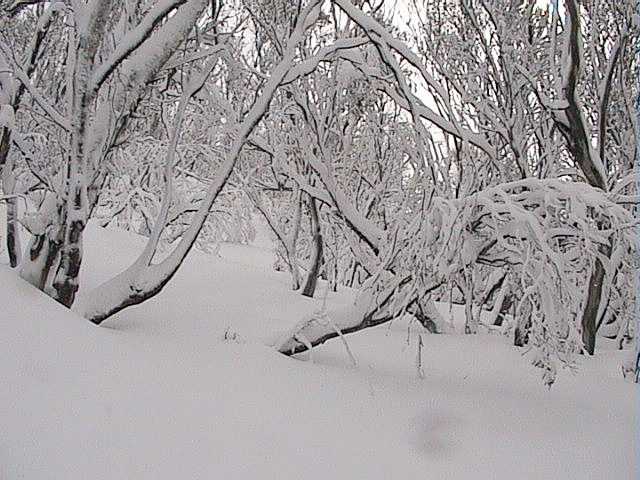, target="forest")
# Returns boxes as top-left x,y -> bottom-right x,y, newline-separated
0,0 -> 638,478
